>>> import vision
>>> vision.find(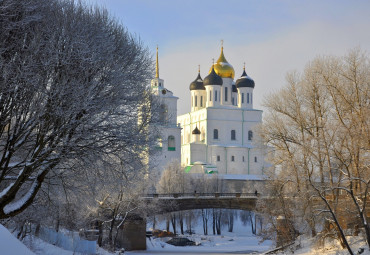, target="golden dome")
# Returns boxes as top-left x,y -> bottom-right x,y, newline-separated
209,47 -> 235,79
